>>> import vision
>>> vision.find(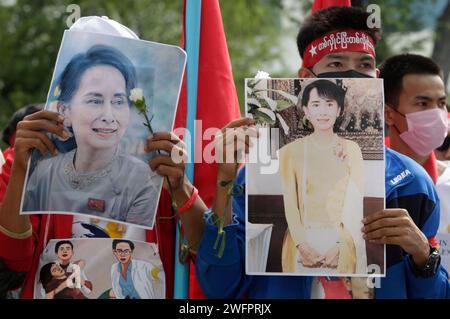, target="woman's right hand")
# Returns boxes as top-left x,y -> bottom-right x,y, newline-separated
297,243 -> 324,268
214,118 -> 258,180
13,110 -> 68,171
